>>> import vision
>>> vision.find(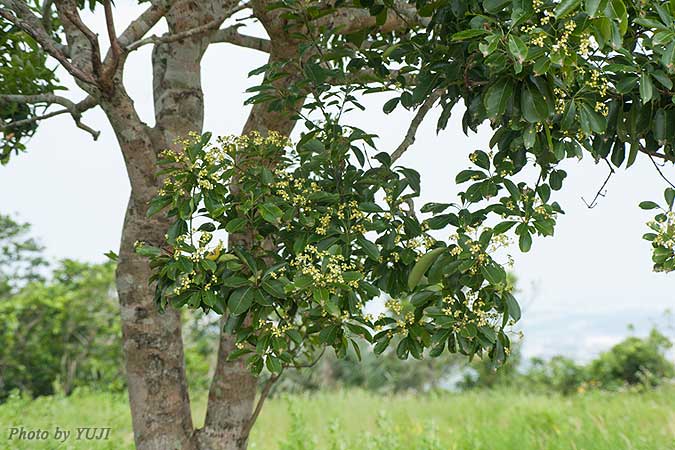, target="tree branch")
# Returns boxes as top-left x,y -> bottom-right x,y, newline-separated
312,1 -> 428,35
648,154 -> 675,189
126,3 -> 251,52
582,158 -> 615,209
638,144 -> 675,164
291,347 -> 326,369
103,0 -> 122,60
41,0 -> 54,34
99,0 -> 122,92
238,372 -> 281,445
391,89 -> 443,163
116,0 -> 171,48
210,26 -> 271,53
0,1 -> 97,85
0,95 -> 99,140
58,4 -> 103,78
